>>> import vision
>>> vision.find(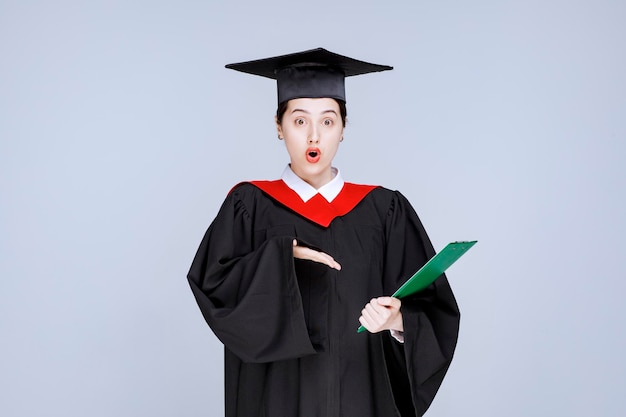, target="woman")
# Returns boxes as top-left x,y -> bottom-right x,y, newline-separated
187,48 -> 460,417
